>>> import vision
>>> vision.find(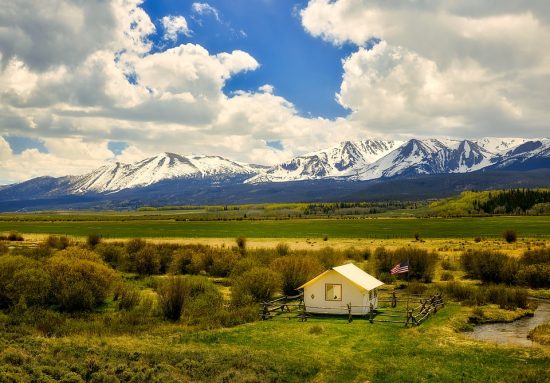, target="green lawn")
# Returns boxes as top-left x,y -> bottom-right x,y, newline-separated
0,216 -> 549,238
